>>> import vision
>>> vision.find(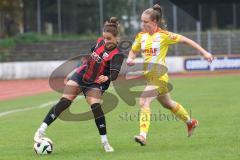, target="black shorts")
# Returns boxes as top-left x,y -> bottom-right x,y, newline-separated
69,72 -> 109,96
